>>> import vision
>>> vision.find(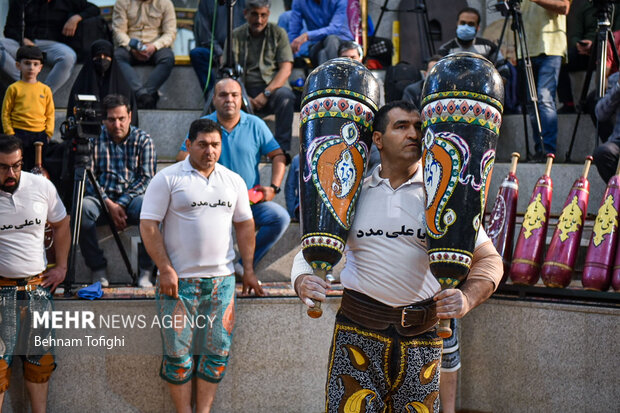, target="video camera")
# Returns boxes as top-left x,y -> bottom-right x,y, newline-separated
61,94 -> 103,142
493,0 -> 521,17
